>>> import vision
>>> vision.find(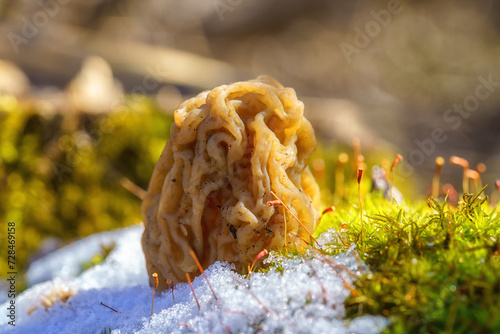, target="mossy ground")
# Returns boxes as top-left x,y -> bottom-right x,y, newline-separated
0,96 -> 173,290
315,184 -> 500,333
2,96 -> 500,332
